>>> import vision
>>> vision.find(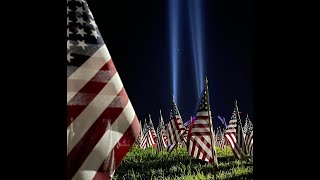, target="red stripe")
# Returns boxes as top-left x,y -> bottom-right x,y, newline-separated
174,118 -> 186,142
225,133 -> 242,159
190,132 -> 212,136
192,138 -> 212,163
171,119 -> 180,143
169,120 -> 178,144
67,60 -> 117,127
195,116 -> 209,119
191,124 -> 211,130
67,88 -> 128,180
93,117 -> 140,179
